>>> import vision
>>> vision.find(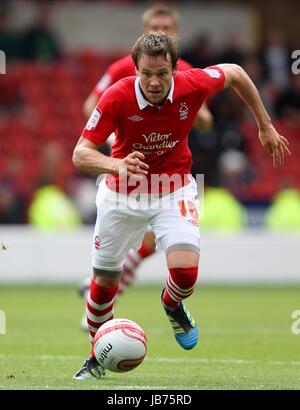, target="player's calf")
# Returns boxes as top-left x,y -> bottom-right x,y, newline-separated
86,276 -> 119,350
162,266 -> 198,309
